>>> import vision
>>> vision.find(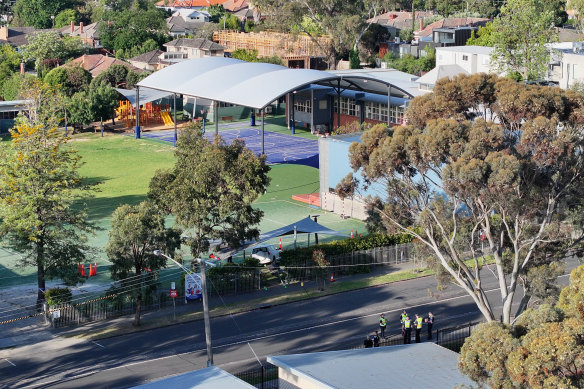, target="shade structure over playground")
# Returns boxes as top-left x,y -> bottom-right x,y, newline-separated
257,217 -> 348,243
115,87 -> 172,107
136,57 -> 419,111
